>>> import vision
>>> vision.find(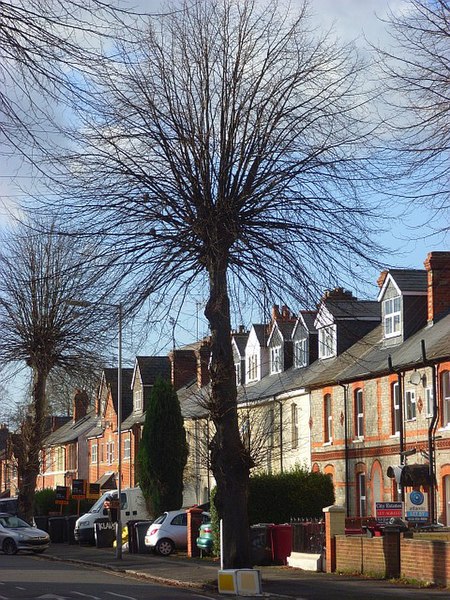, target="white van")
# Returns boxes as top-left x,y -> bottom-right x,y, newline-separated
74,487 -> 151,544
